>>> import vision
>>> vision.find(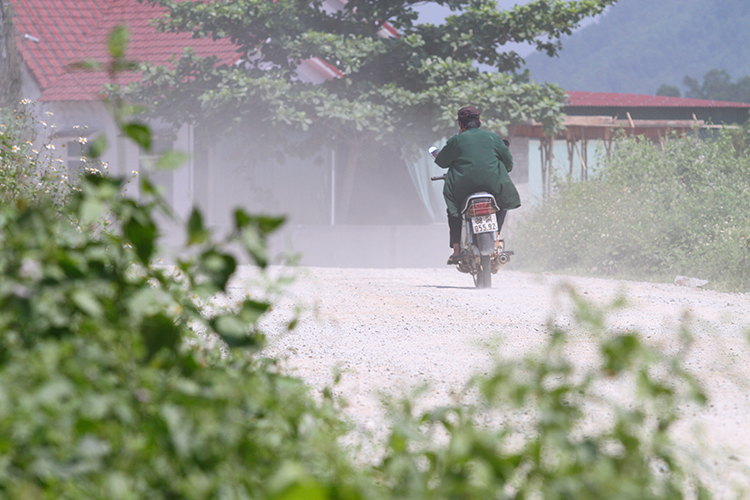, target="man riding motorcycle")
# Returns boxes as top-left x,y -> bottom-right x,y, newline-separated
433,105 -> 521,264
